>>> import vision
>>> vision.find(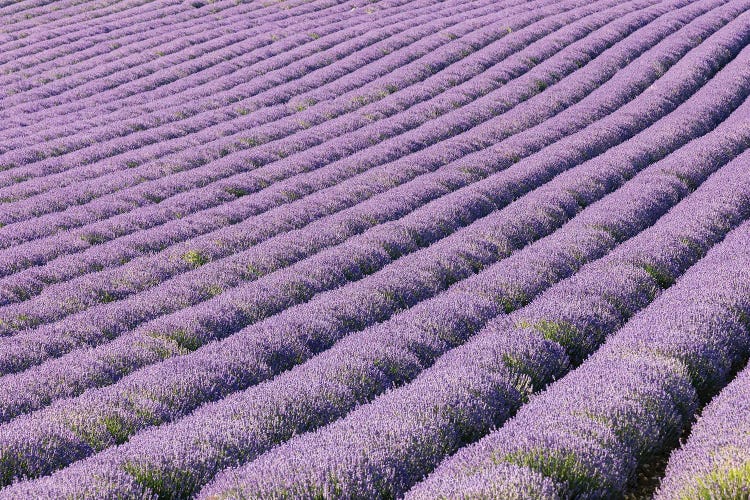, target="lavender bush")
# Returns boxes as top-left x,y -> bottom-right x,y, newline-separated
1,0 -> 749,497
